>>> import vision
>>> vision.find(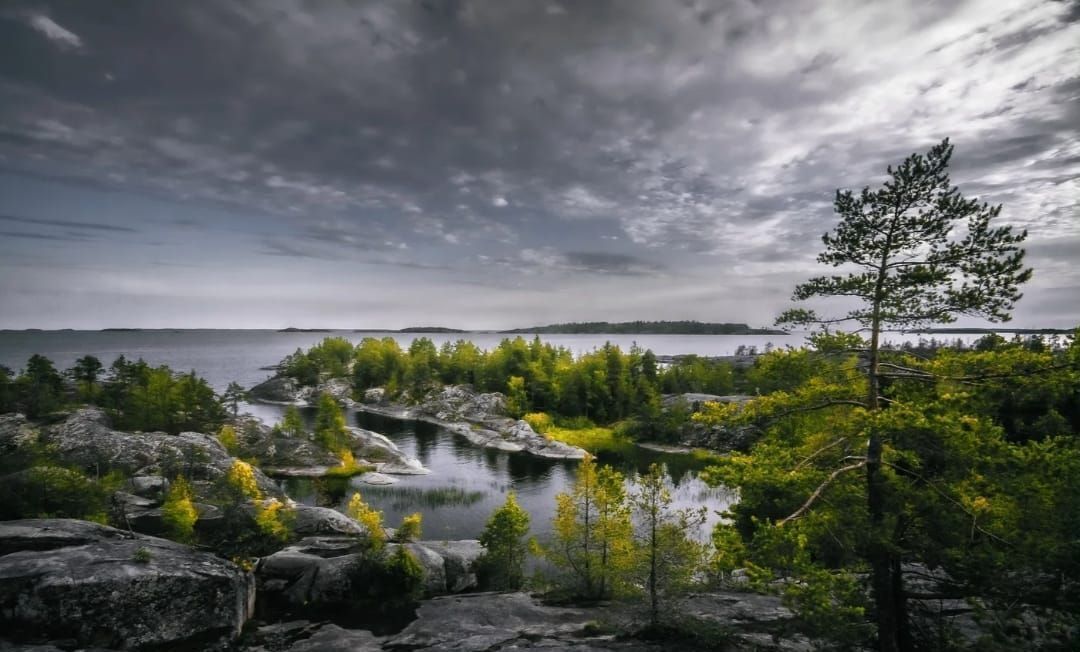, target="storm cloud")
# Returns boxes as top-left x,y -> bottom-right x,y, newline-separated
0,0 -> 1077,328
